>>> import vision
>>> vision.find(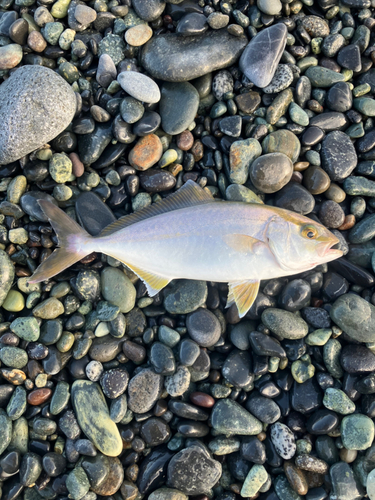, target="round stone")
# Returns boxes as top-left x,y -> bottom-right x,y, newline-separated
303,166 -> 331,195
118,71 -> 160,104
0,44 -> 22,70
257,0 -> 282,15
127,368 -> 163,414
186,308 -> 221,347
341,414 -> 375,450
250,153 -> 293,194
0,66 -> 76,164
101,267 -> 136,314
262,129 -> 301,163
2,290 -> 24,312
125,24 -> 152,46
49,153 -> 72,183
